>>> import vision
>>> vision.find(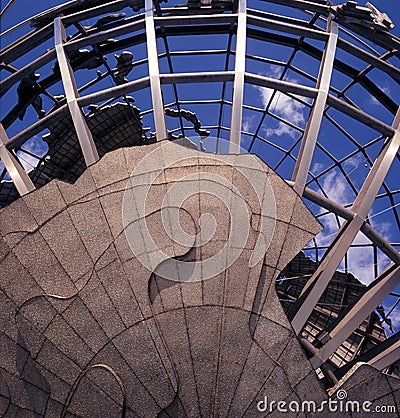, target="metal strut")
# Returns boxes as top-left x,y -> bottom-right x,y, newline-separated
229,0 -> 247,153
145,0 -> 168,141
54,17 -> 99,167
